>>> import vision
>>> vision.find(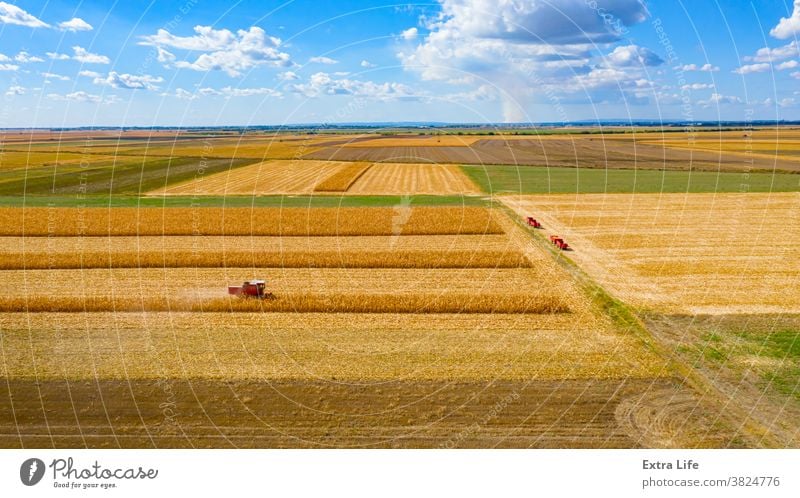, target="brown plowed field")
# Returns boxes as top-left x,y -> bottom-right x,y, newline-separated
305,136 -> 800,172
